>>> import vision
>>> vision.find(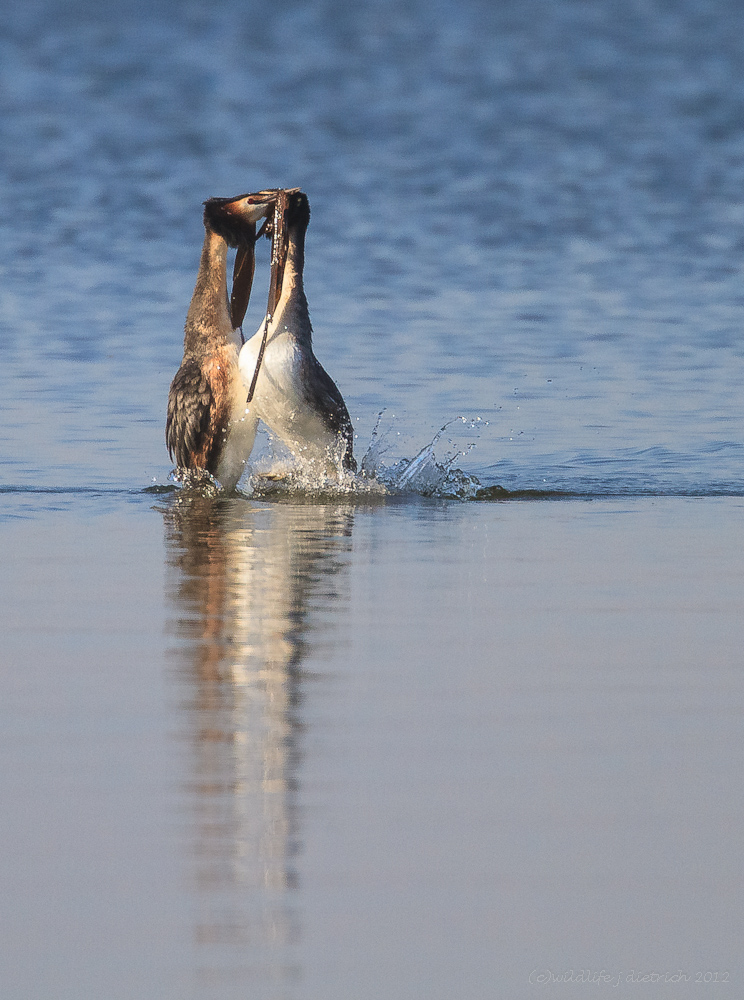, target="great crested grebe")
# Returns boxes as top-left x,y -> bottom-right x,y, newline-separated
166,191 -> 274,490
238,189 -> 356,474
